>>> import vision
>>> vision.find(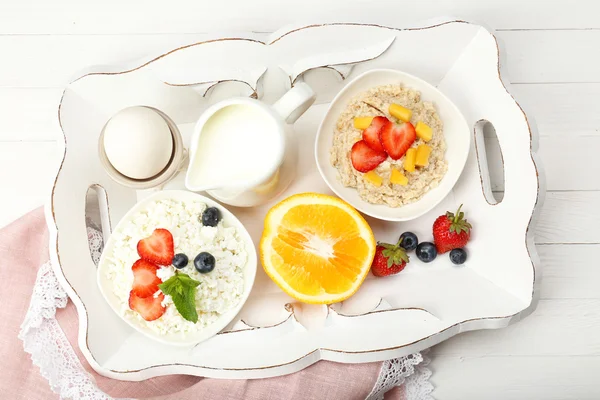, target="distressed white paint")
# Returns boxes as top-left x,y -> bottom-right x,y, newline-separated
0,0 -> 599,398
